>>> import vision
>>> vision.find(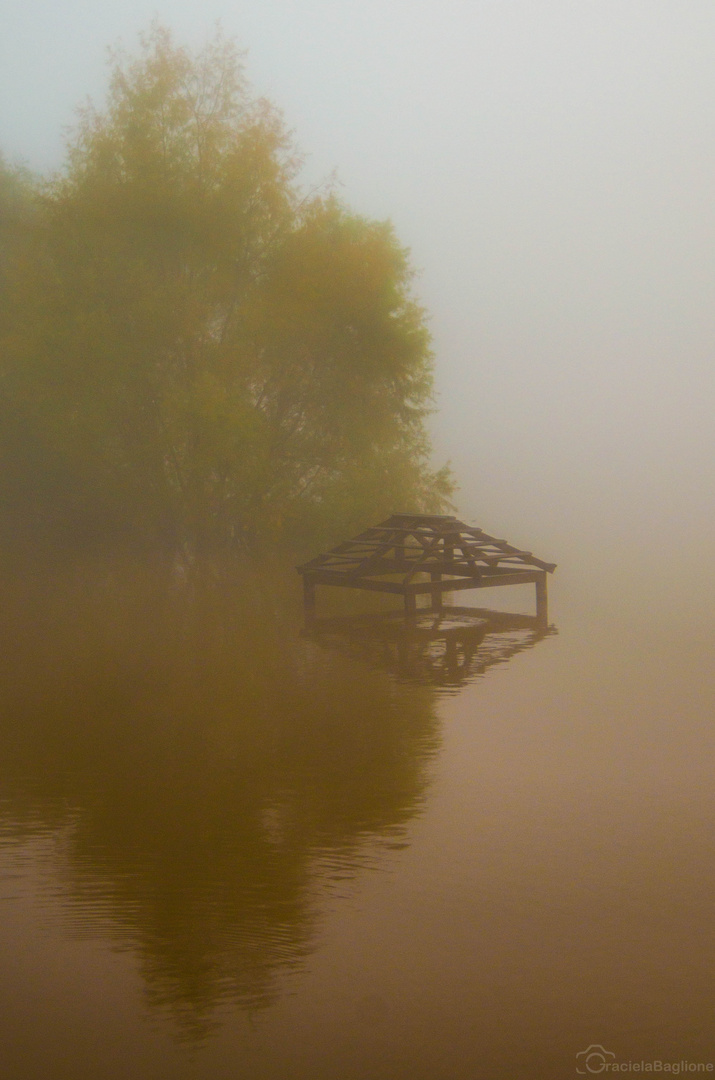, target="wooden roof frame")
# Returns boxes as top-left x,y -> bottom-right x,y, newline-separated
297,513 -> 556,625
